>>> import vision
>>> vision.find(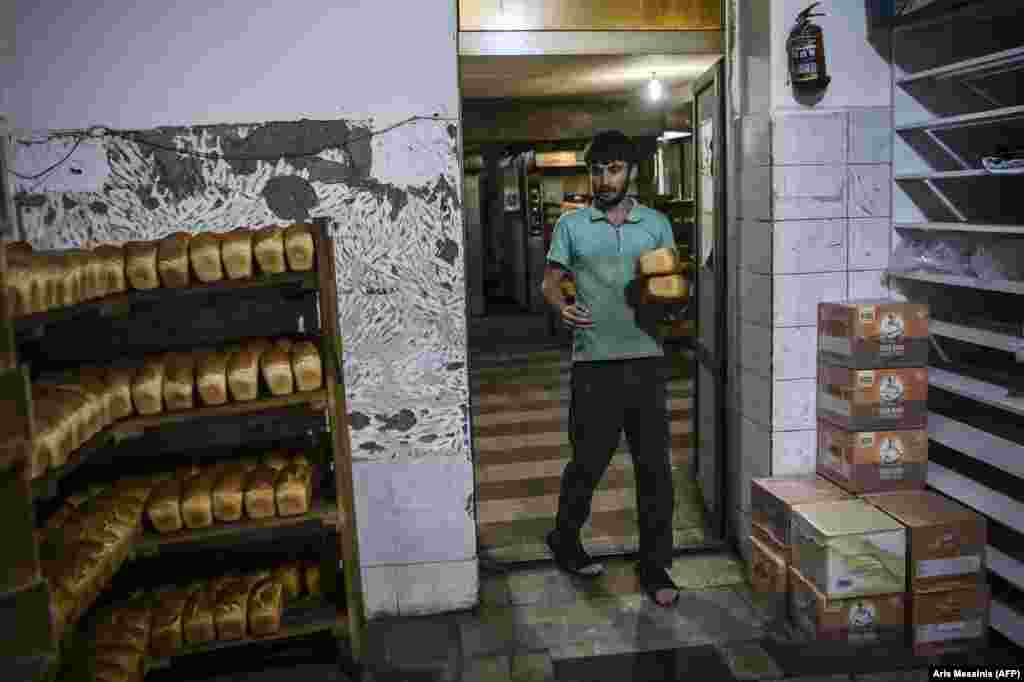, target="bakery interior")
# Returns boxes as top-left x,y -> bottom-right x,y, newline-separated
3,1 -> 1024,681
